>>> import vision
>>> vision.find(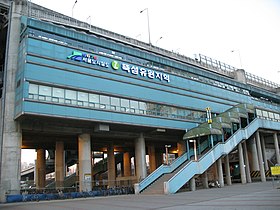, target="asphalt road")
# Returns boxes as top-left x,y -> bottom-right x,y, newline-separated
0,181 -> 279,210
